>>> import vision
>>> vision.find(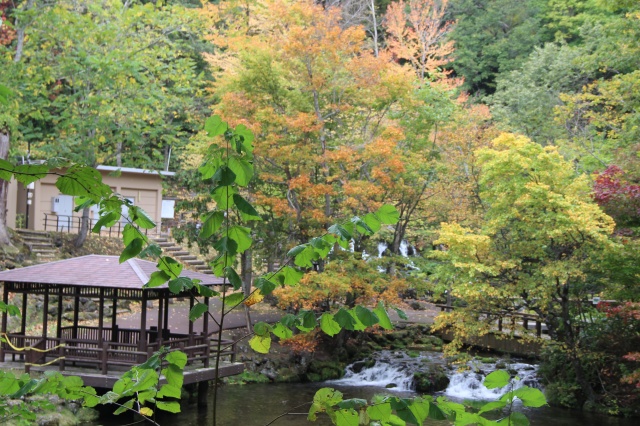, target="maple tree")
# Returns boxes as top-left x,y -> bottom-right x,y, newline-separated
383,0 -> 455,81
200,0 -> 420,254
431,133 -> 620,404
